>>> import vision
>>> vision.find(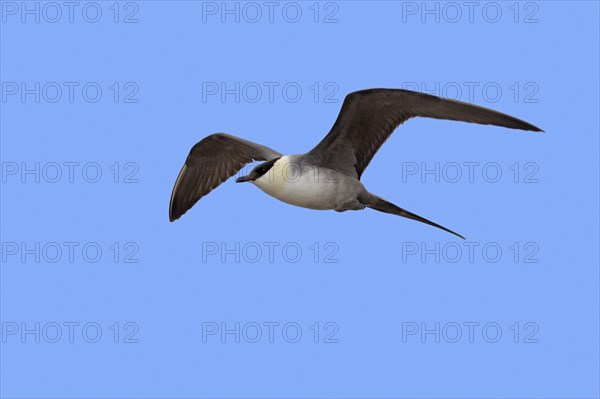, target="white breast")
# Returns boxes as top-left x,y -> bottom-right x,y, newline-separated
252,155 -> 340,210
